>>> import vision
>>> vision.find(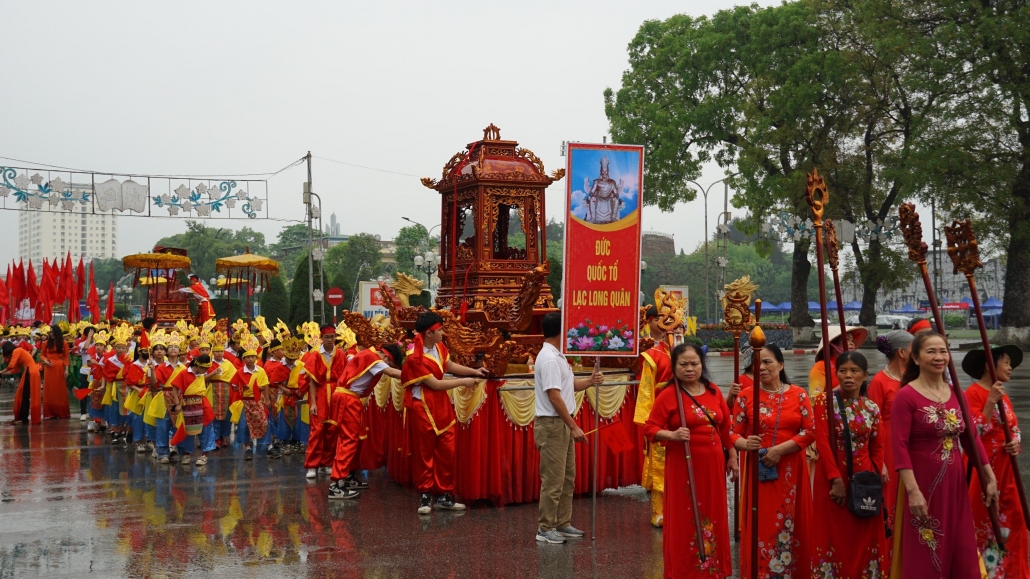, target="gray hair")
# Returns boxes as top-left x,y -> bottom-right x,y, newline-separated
876,330 -> 914,359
